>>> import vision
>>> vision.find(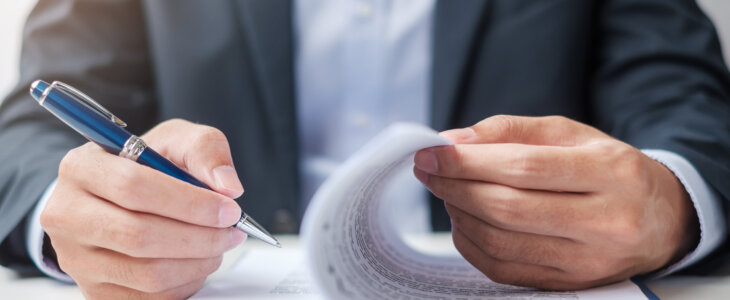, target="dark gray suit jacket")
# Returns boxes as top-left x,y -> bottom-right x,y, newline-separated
2,0 -> 730,275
